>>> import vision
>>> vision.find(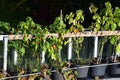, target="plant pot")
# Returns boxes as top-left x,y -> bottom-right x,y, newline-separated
74,65 -> 89,79
51,71 -> 64,80
109,63 -> 120,76
89,64 -> 107,77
